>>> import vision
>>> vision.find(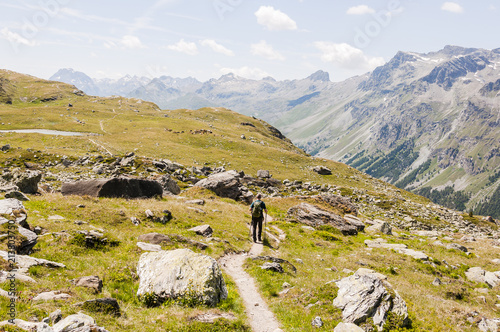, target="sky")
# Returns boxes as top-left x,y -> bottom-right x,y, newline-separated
1,0 -> 499,82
